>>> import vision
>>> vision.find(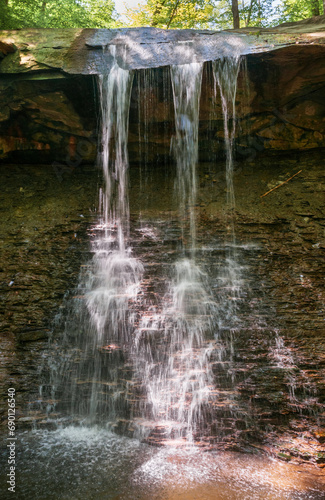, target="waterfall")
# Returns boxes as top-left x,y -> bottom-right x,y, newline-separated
11,31 -> 325,500
88,61 -> 143,345
170,62 -> 202,252
46,53 -> 243,443
48,53 -> 144,425
213,57 -> 240,215
84,61 -> 144,421
212,57 -> 242,327
132,63 -> 217,443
